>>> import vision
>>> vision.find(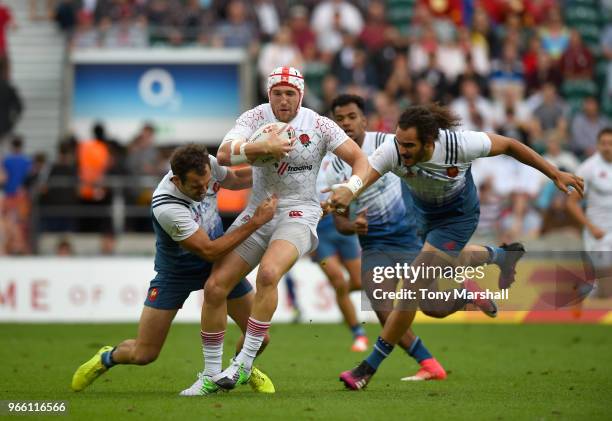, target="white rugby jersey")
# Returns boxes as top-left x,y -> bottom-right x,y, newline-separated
222,104 -> 348,209
325,132 -> 406,225
576,153 -> 612,232
152,156 -> 228,242
369,129 -> 491,206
